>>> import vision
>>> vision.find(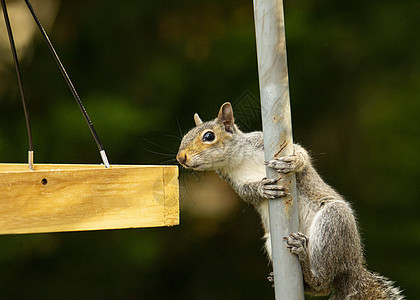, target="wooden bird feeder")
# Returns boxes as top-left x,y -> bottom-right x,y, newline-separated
0,0 -> 179,235
0,164 -> 179,234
